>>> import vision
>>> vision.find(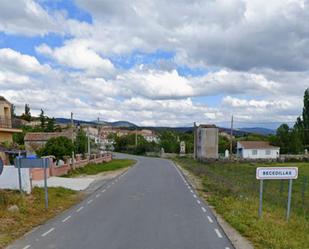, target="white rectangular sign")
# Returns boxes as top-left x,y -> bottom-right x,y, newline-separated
256,167 -> 298,180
